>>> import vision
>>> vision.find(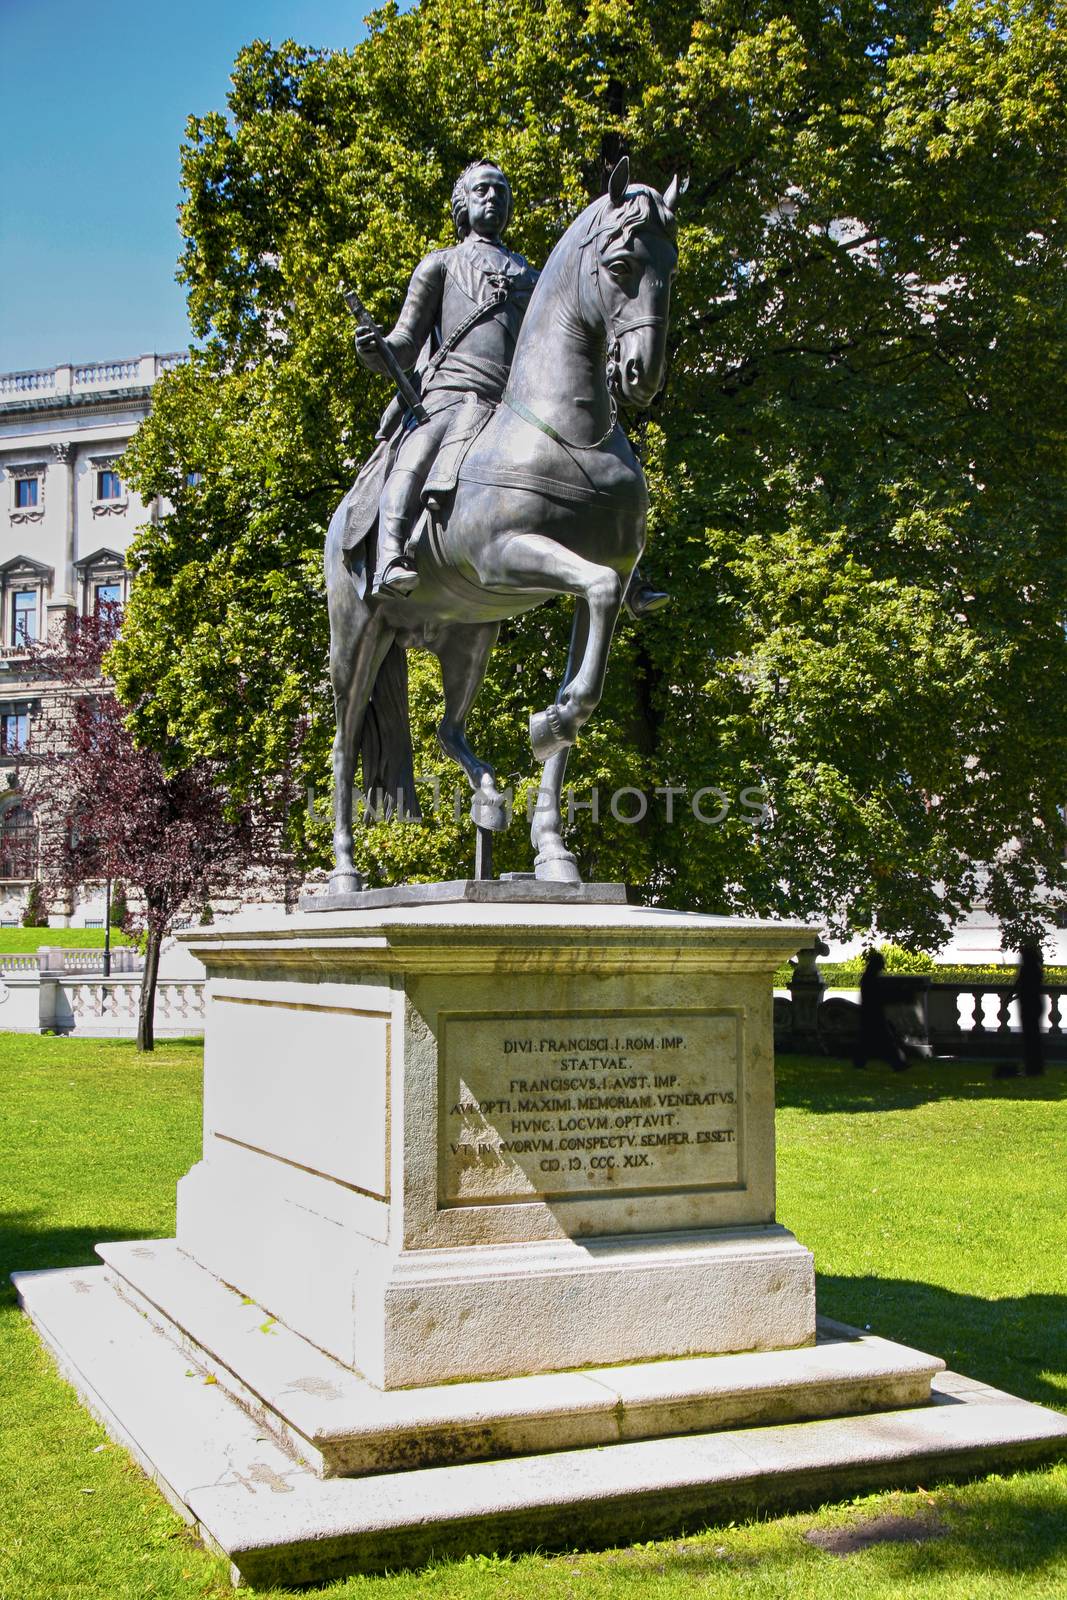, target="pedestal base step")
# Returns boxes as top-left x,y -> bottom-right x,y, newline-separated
16,1261 -> 1067,1589
98,1239 -> 940,1477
